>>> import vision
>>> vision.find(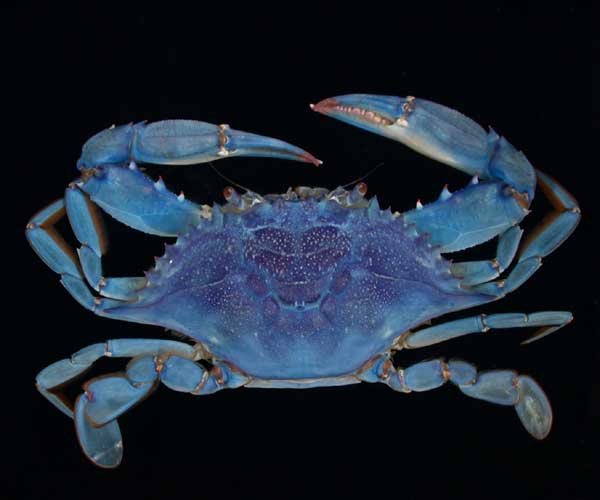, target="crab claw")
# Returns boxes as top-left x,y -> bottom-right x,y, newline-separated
218,125 -> 322,165
77,120 -> 321,170
311,94 -> 494,178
